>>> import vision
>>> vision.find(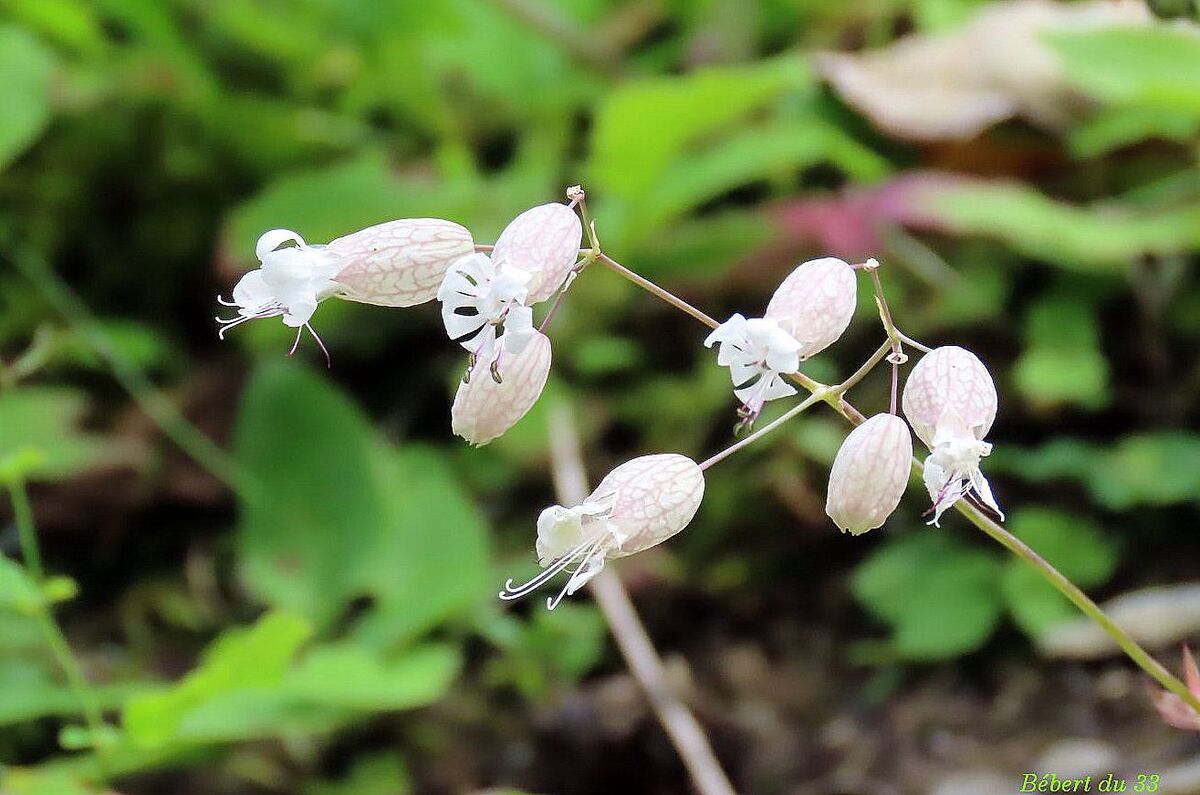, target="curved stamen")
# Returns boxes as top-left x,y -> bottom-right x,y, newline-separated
216,294 -> 239,307
307,322 -> 331,368
546,550 -> 603,610
499,536 -> 601,601
286,326 -> 304,357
